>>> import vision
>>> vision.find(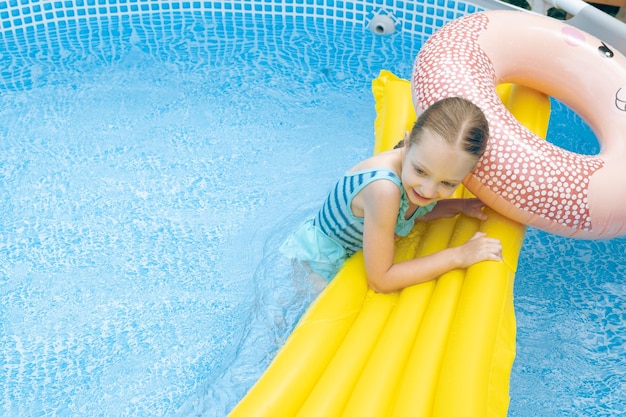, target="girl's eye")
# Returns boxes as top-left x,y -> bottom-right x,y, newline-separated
415,167 -> 425,175
442,181 -> 458,188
